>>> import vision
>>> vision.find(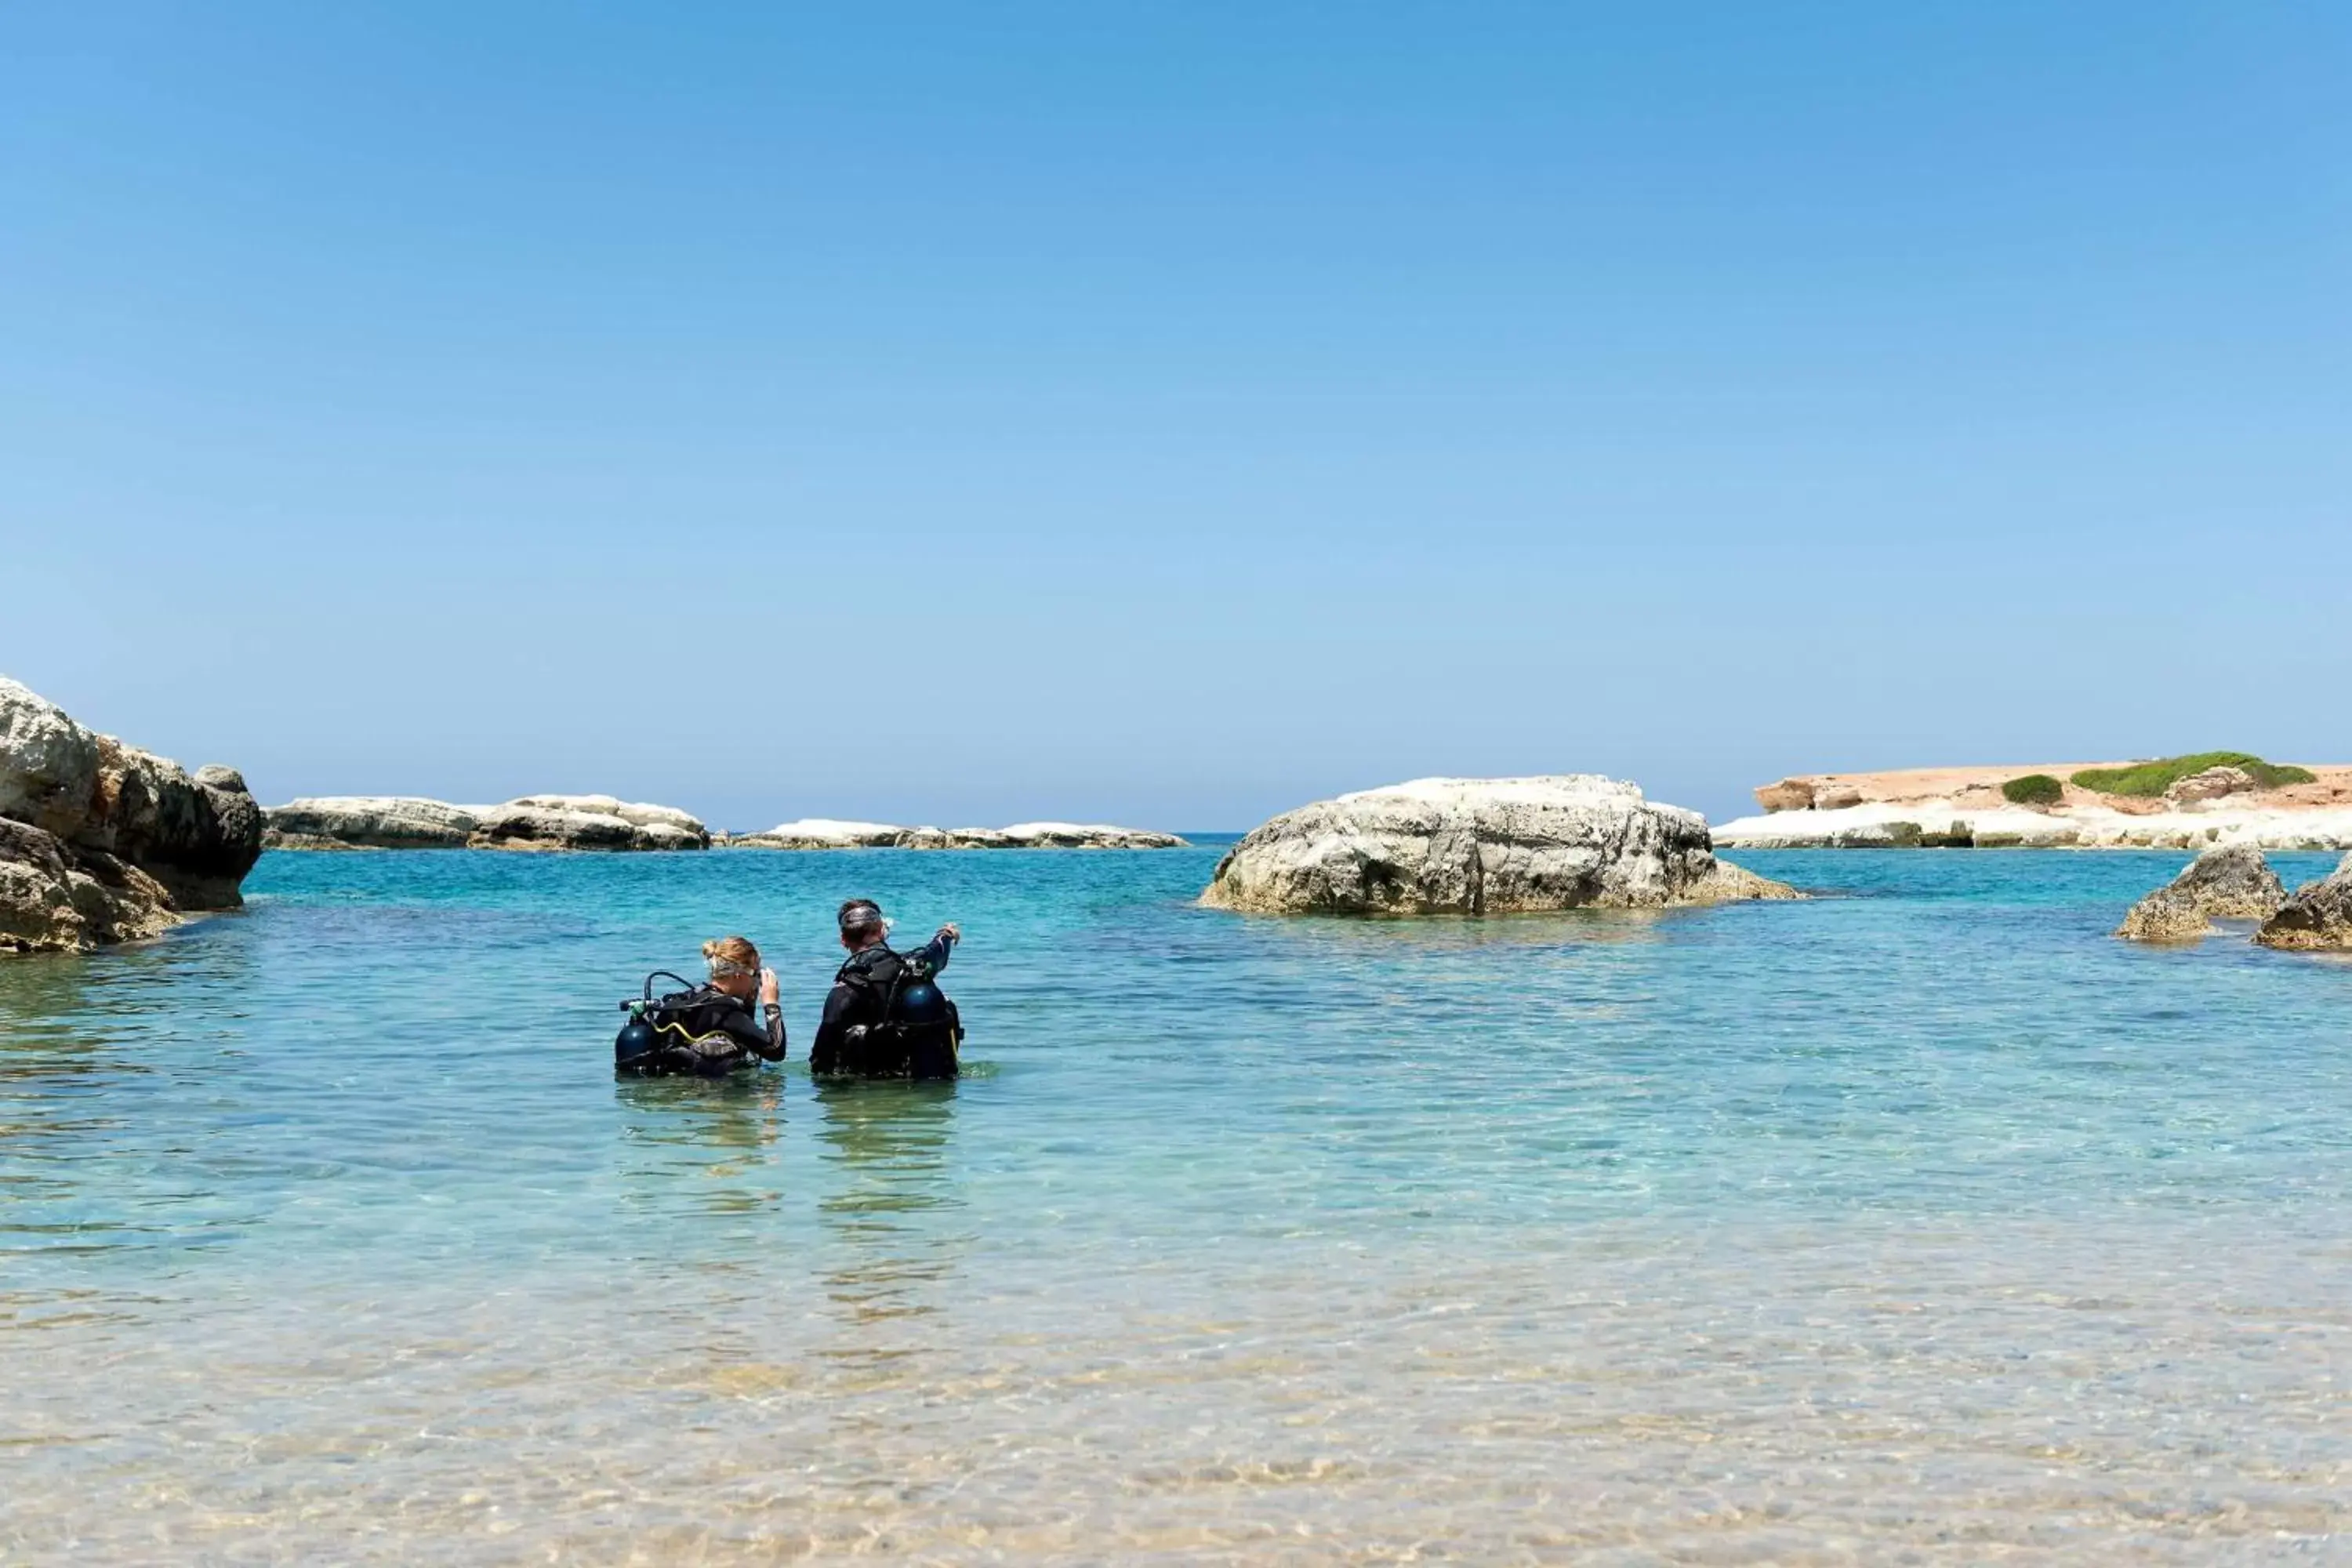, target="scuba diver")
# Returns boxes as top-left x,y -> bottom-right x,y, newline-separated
810,898 -> 964,1080
613,935 -> 788,1076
